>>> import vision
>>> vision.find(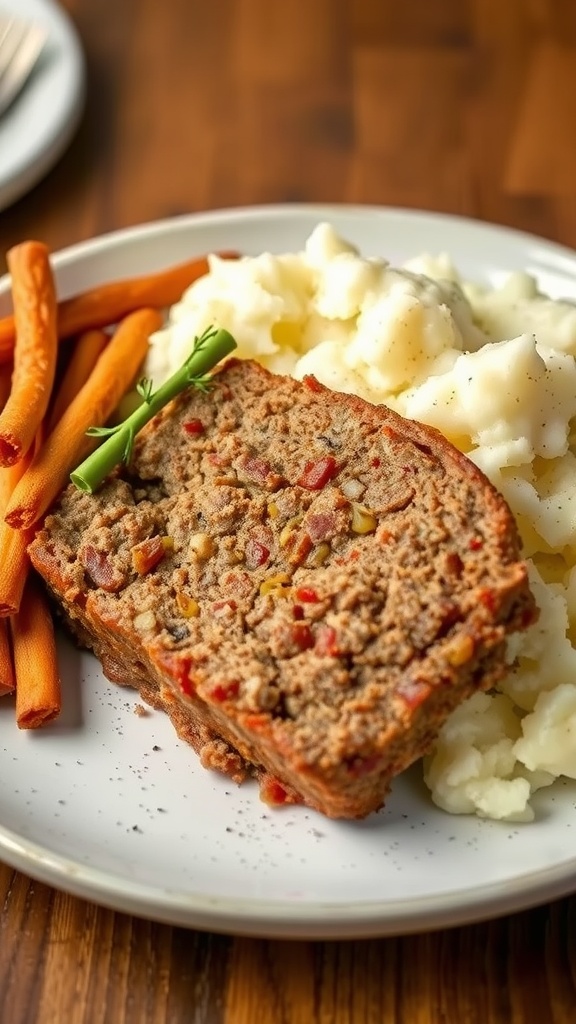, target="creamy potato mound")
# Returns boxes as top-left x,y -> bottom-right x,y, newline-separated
145,223 -> 576,823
